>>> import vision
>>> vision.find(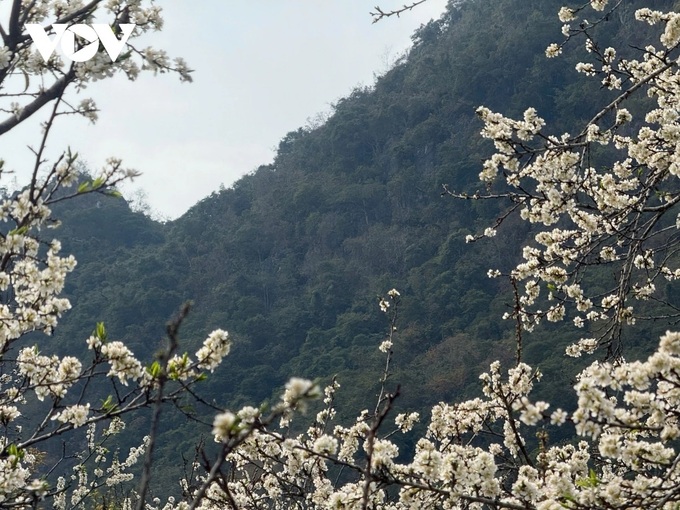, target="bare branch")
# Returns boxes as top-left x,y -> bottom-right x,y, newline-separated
370,0 -> 429,23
